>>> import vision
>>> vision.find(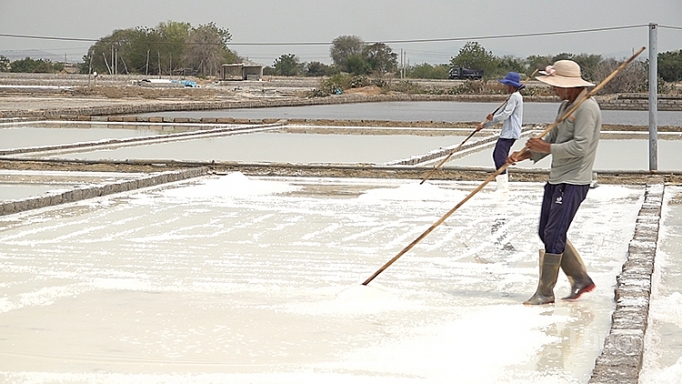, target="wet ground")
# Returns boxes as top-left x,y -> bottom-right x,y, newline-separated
132,101 -> 682,127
